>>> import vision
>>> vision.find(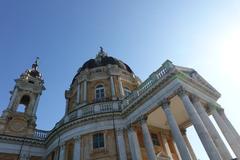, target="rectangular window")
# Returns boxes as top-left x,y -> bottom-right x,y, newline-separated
93,133 -> 104,149
151,133 -> 160,146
